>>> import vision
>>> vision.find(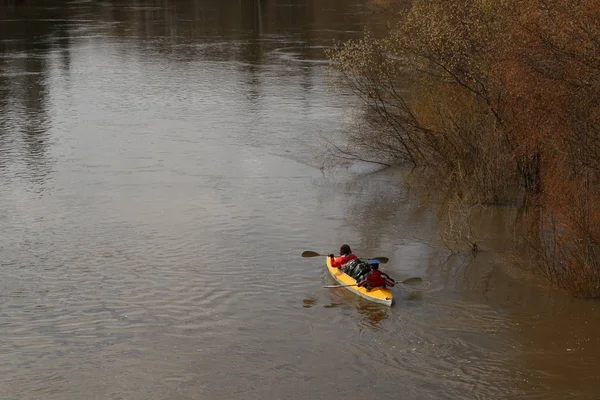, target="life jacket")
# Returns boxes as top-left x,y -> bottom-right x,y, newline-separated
331,253 -> 357,268
364,270 -> 386,288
